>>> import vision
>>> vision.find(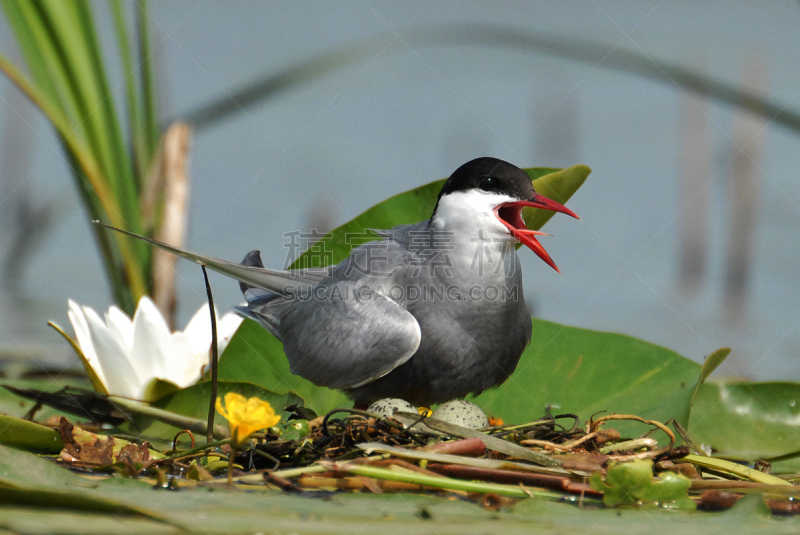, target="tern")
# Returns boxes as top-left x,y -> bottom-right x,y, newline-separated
101,157 -> 578,407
